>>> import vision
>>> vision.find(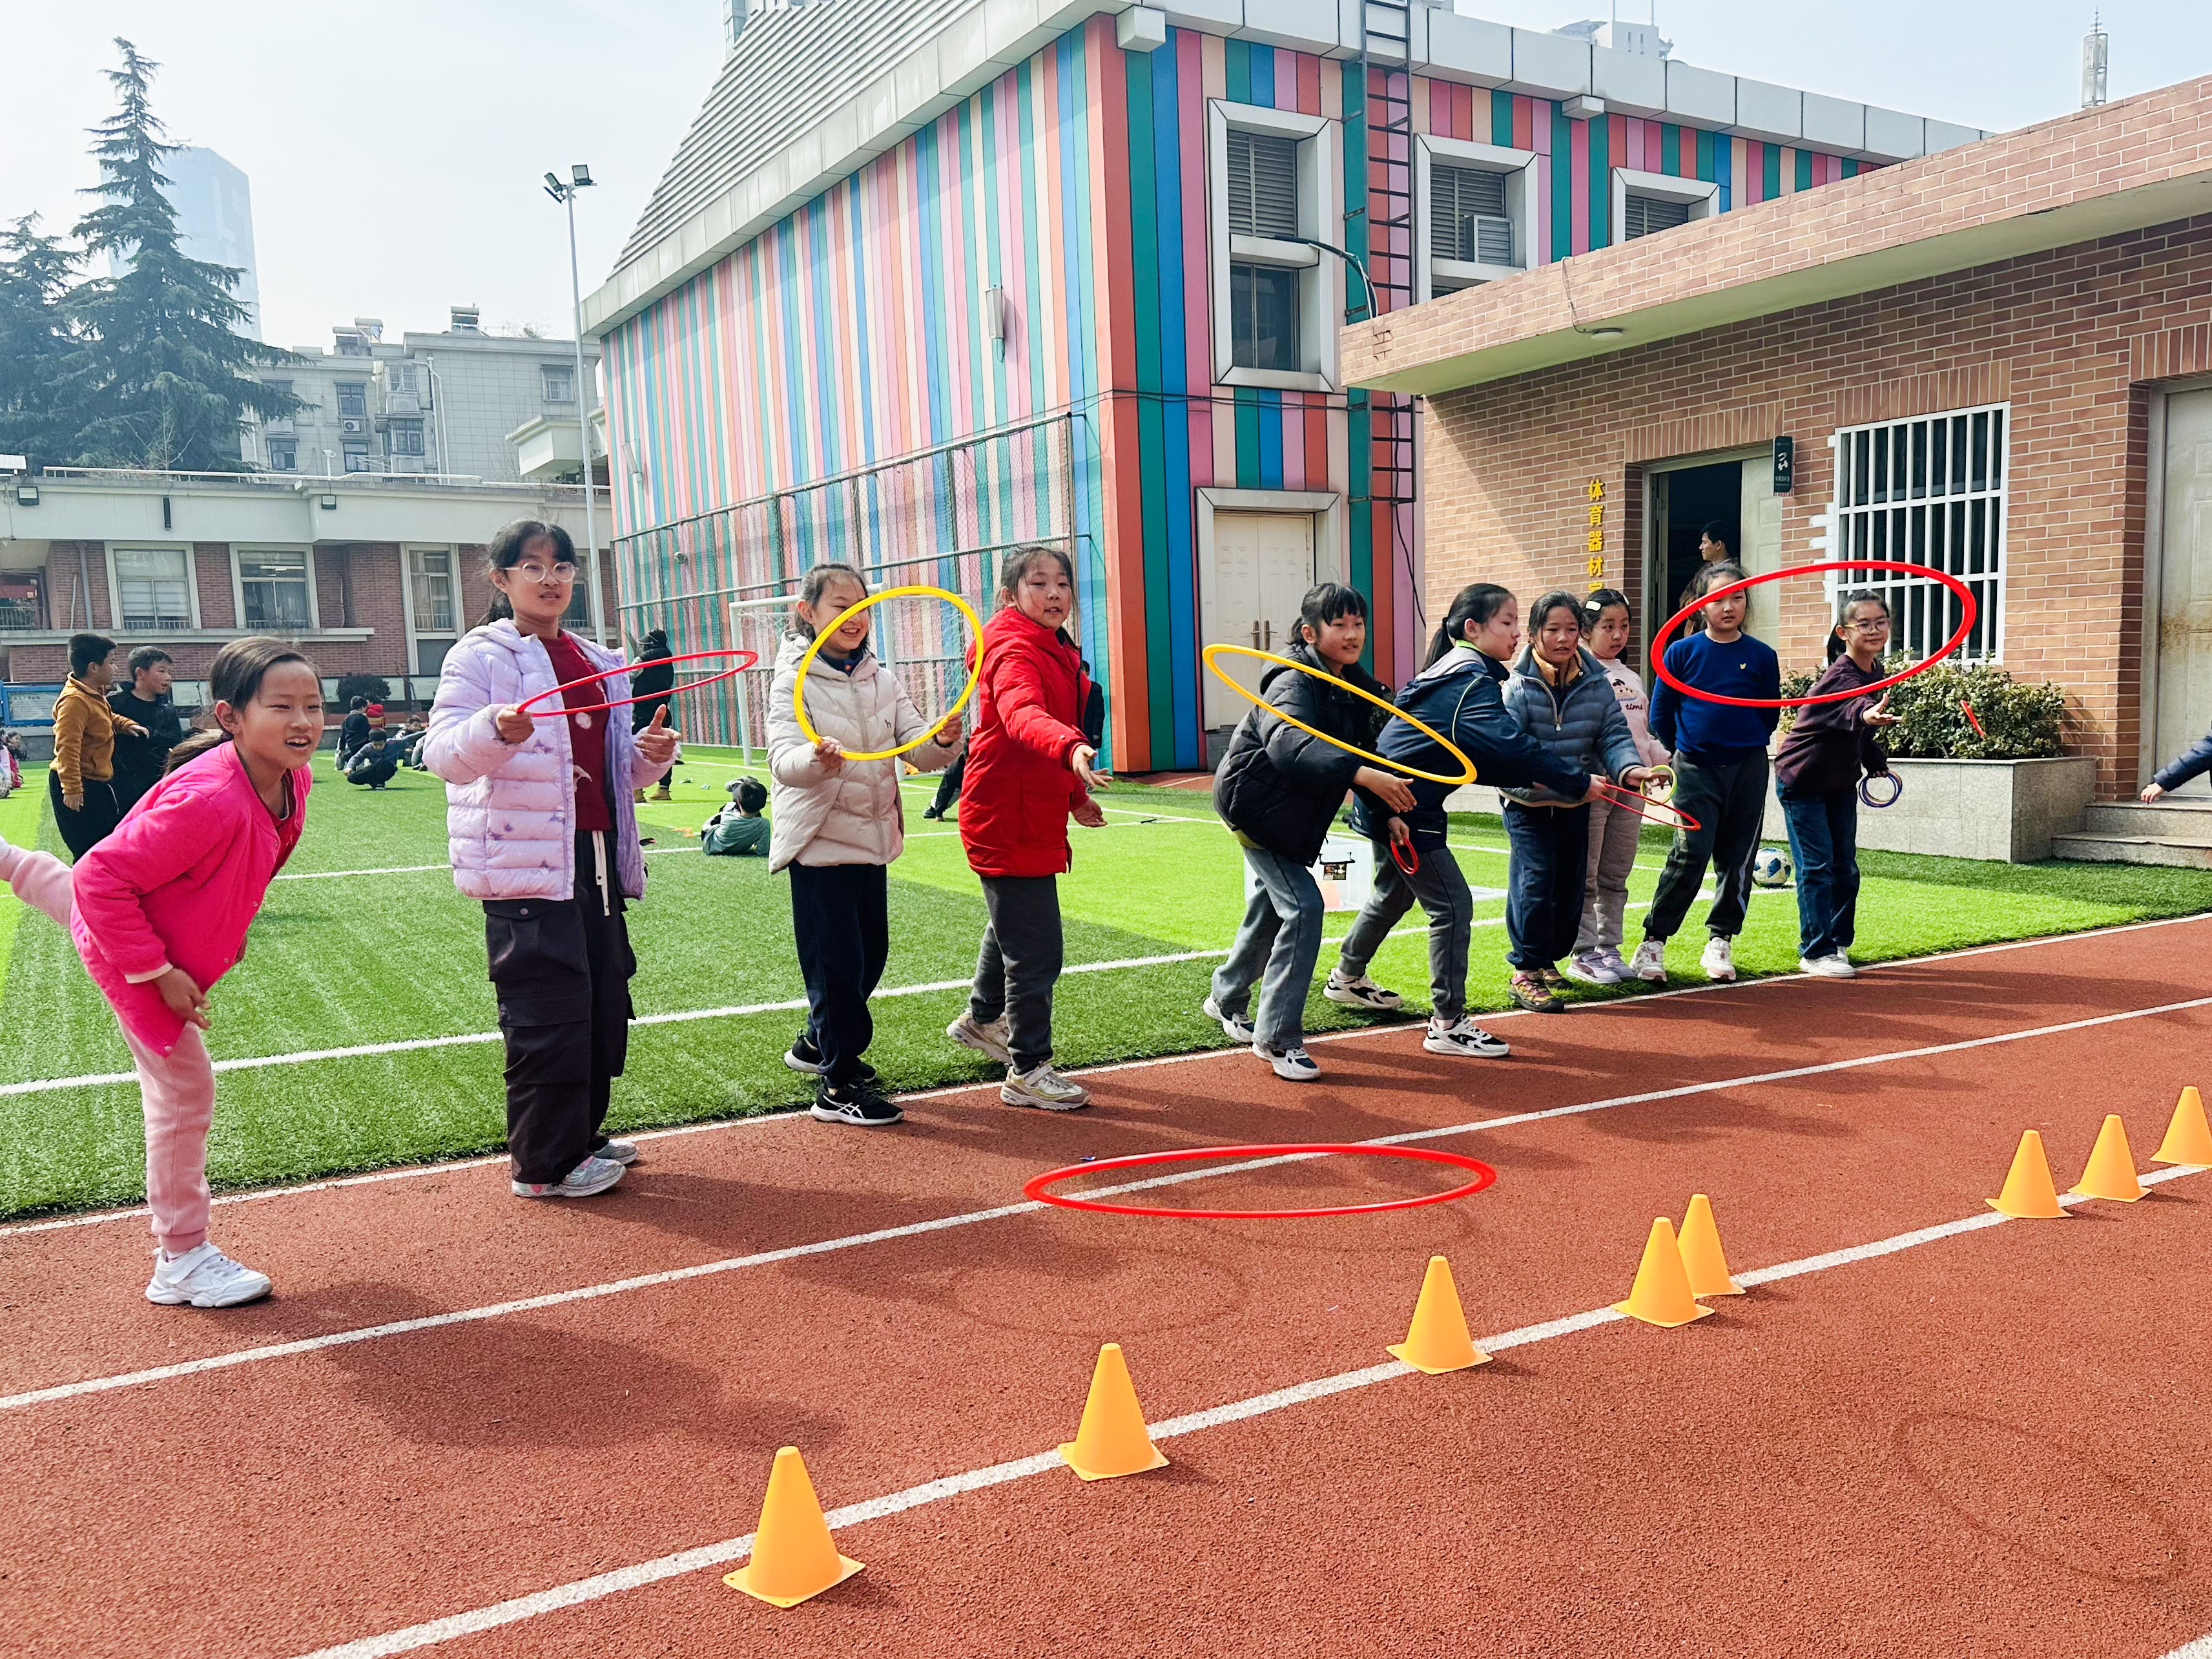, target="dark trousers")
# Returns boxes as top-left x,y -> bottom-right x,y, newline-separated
1503,802 -> 1593,970
484,830 -> 635,1184
930,749 -> 967,814
970,873 -> 1062,1072
50,771 -> 121,860
346,757 -> 399,788
1780,789 -> 1861,959
1642,752 -> 1768,942
789,861 -> 890,1085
